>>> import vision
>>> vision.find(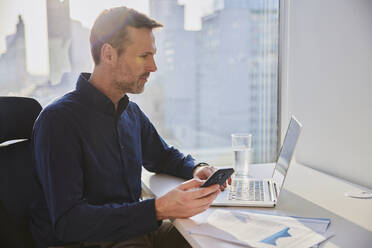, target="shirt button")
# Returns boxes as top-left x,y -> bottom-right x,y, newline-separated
121,145 -> 124,149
